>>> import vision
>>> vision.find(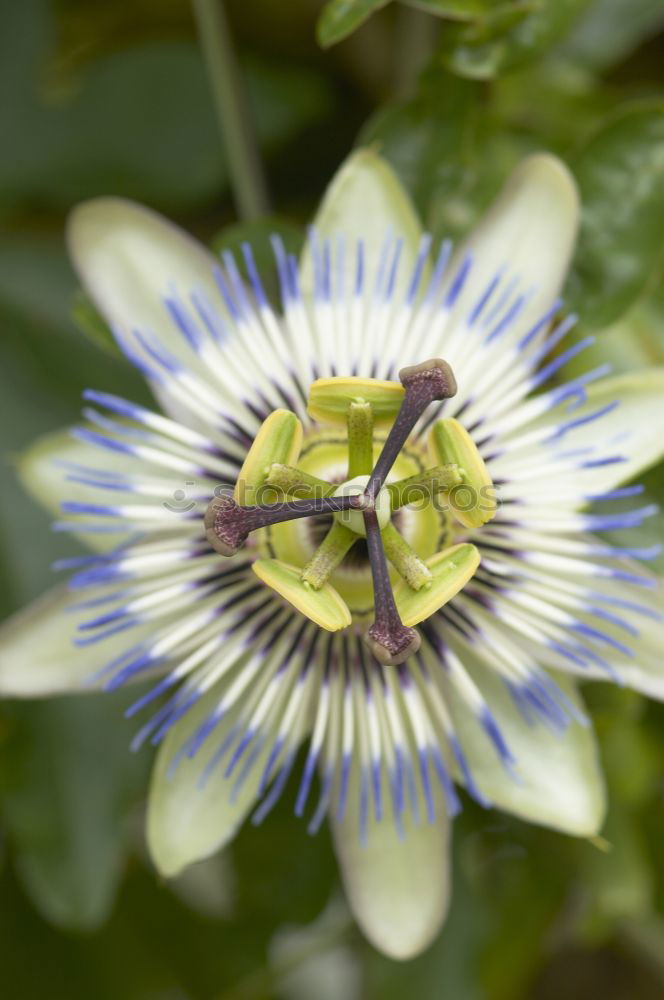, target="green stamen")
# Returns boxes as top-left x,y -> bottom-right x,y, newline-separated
301,521 -> 357,589
386,464 -> 462,511
382,522 -> 433,590
266,464 -> 335,499
346,401 -> 374,478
